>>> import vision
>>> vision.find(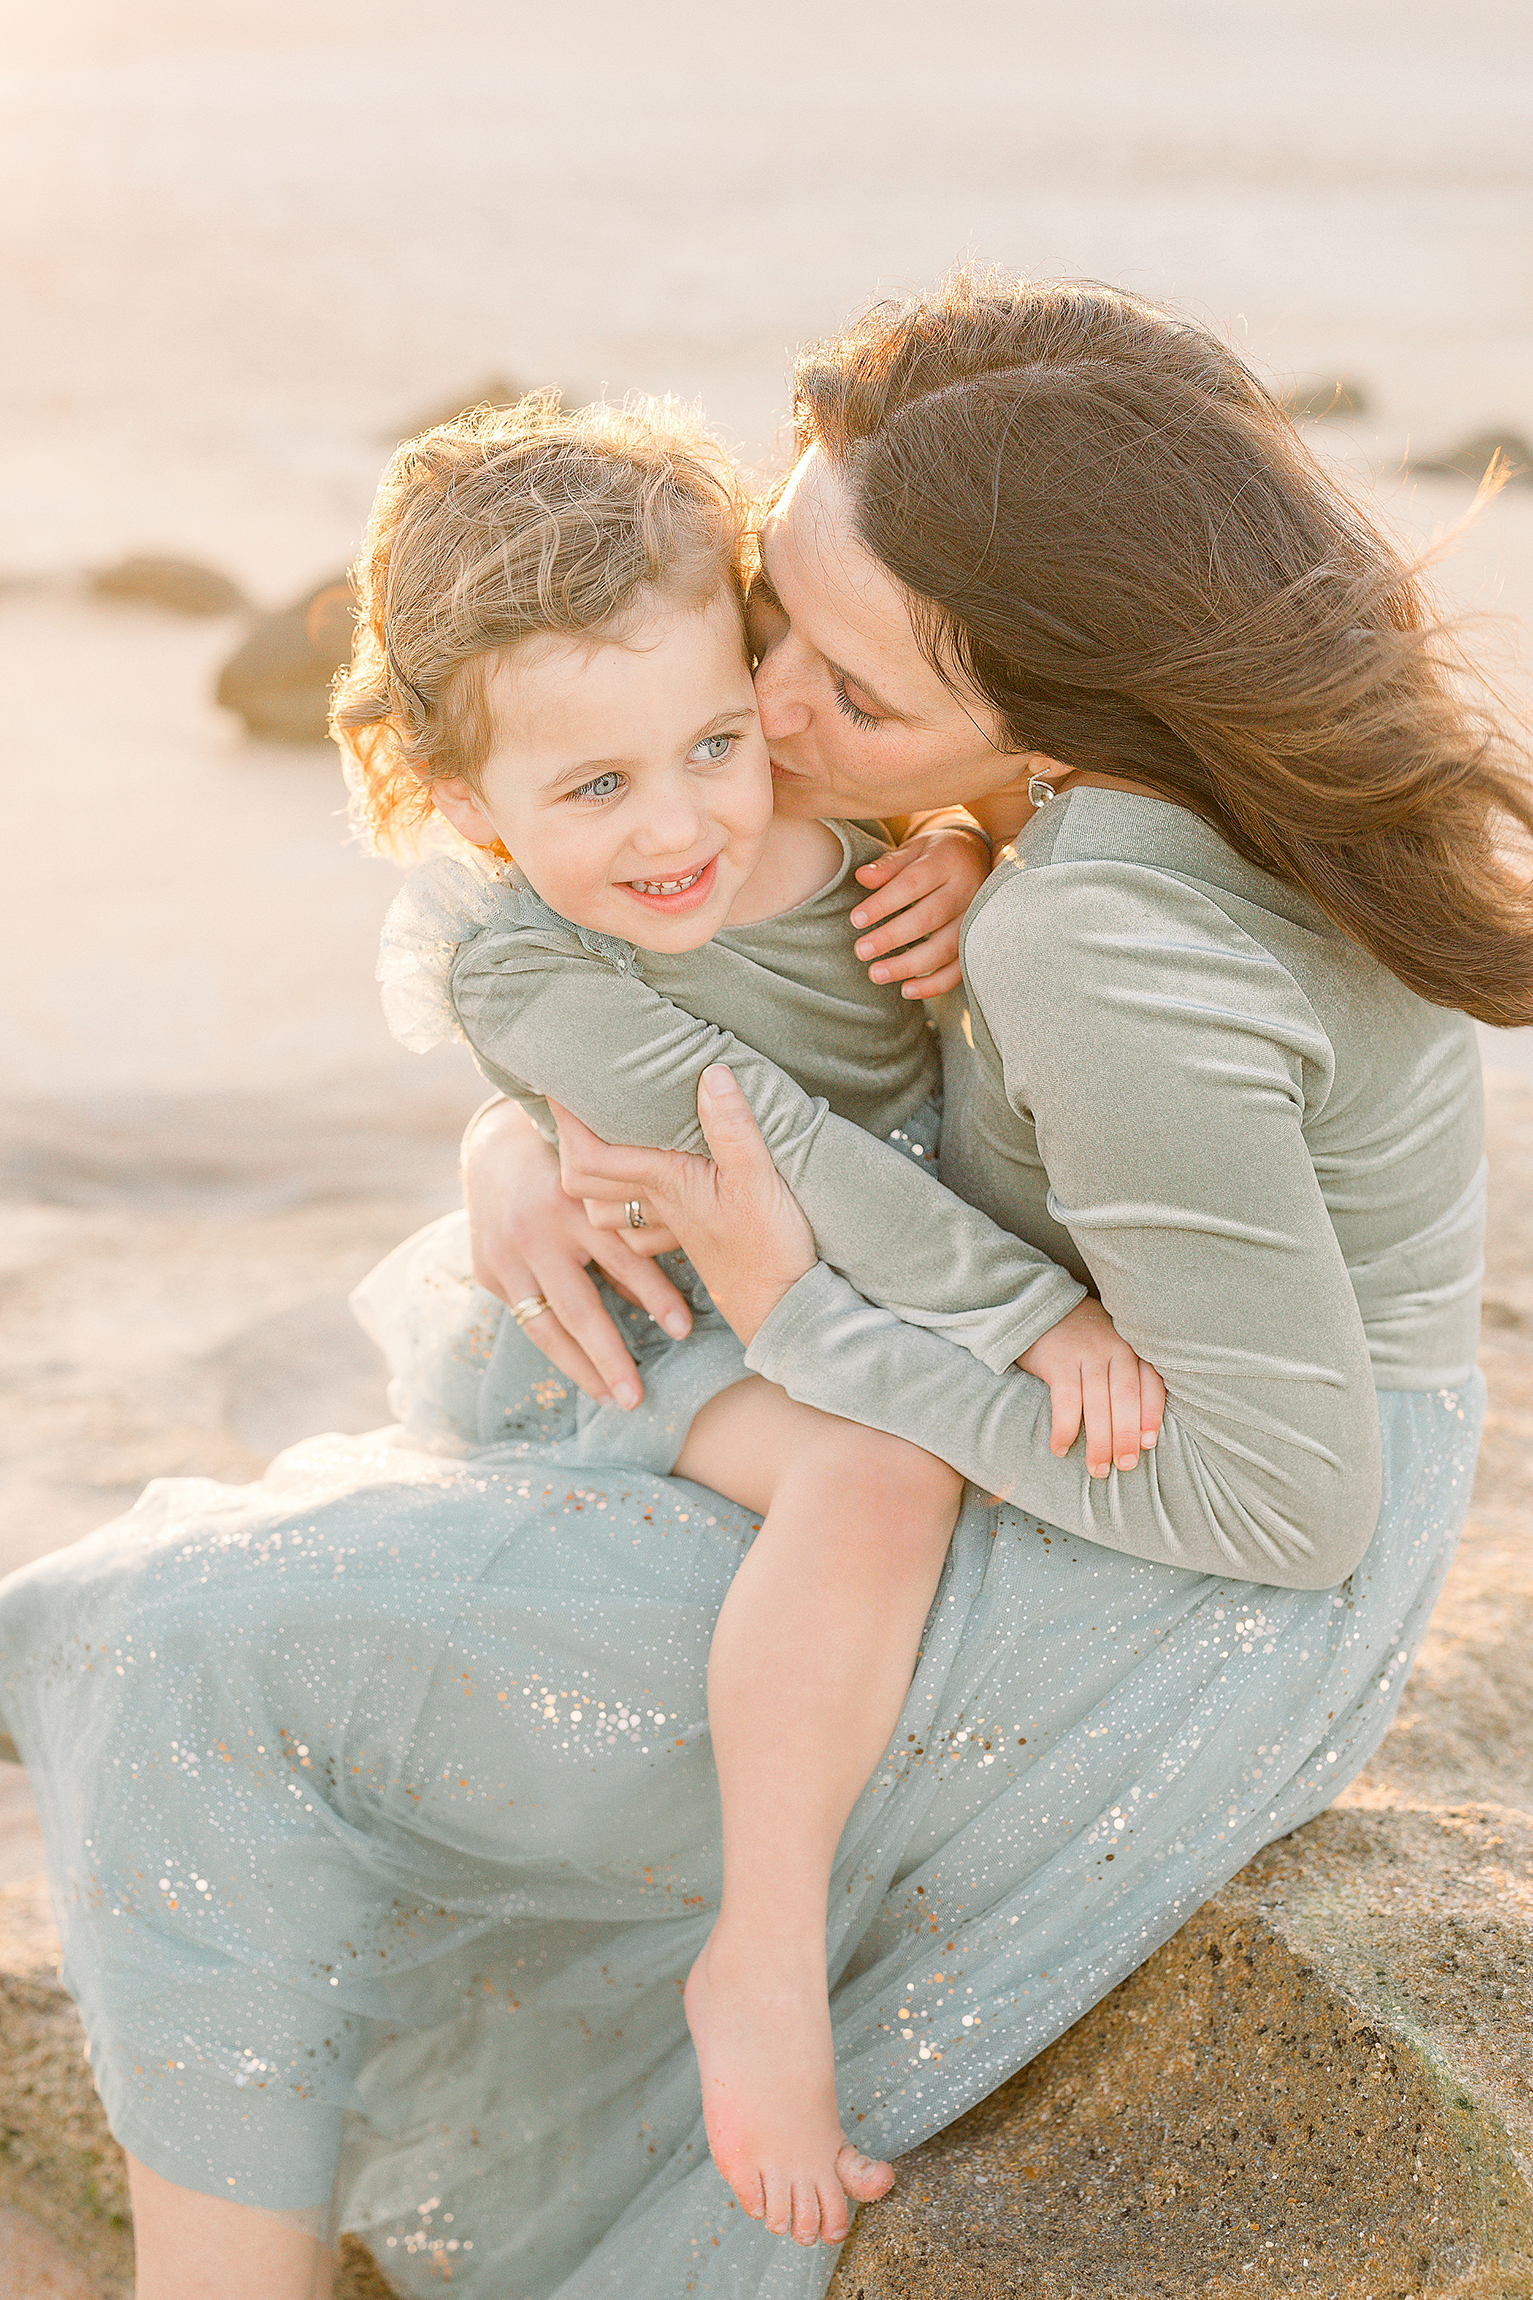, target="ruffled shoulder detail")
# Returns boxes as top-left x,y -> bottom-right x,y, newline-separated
377,851 -> 522,1052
